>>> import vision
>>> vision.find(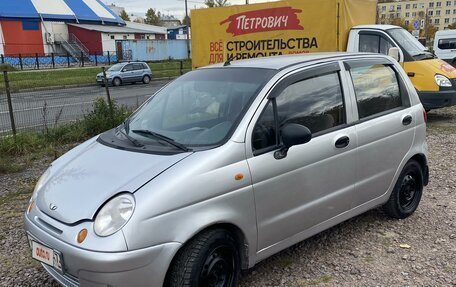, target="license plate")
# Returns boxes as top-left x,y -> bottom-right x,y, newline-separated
30,240 -> 63,273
